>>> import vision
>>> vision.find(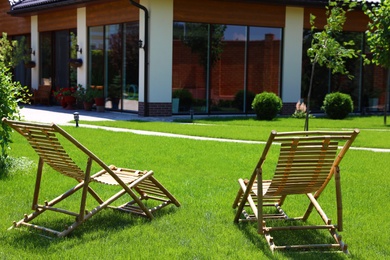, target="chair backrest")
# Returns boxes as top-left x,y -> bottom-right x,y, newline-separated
261,130 -> 359,197
36,85 -> 51,98
4,119 -> 88,180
